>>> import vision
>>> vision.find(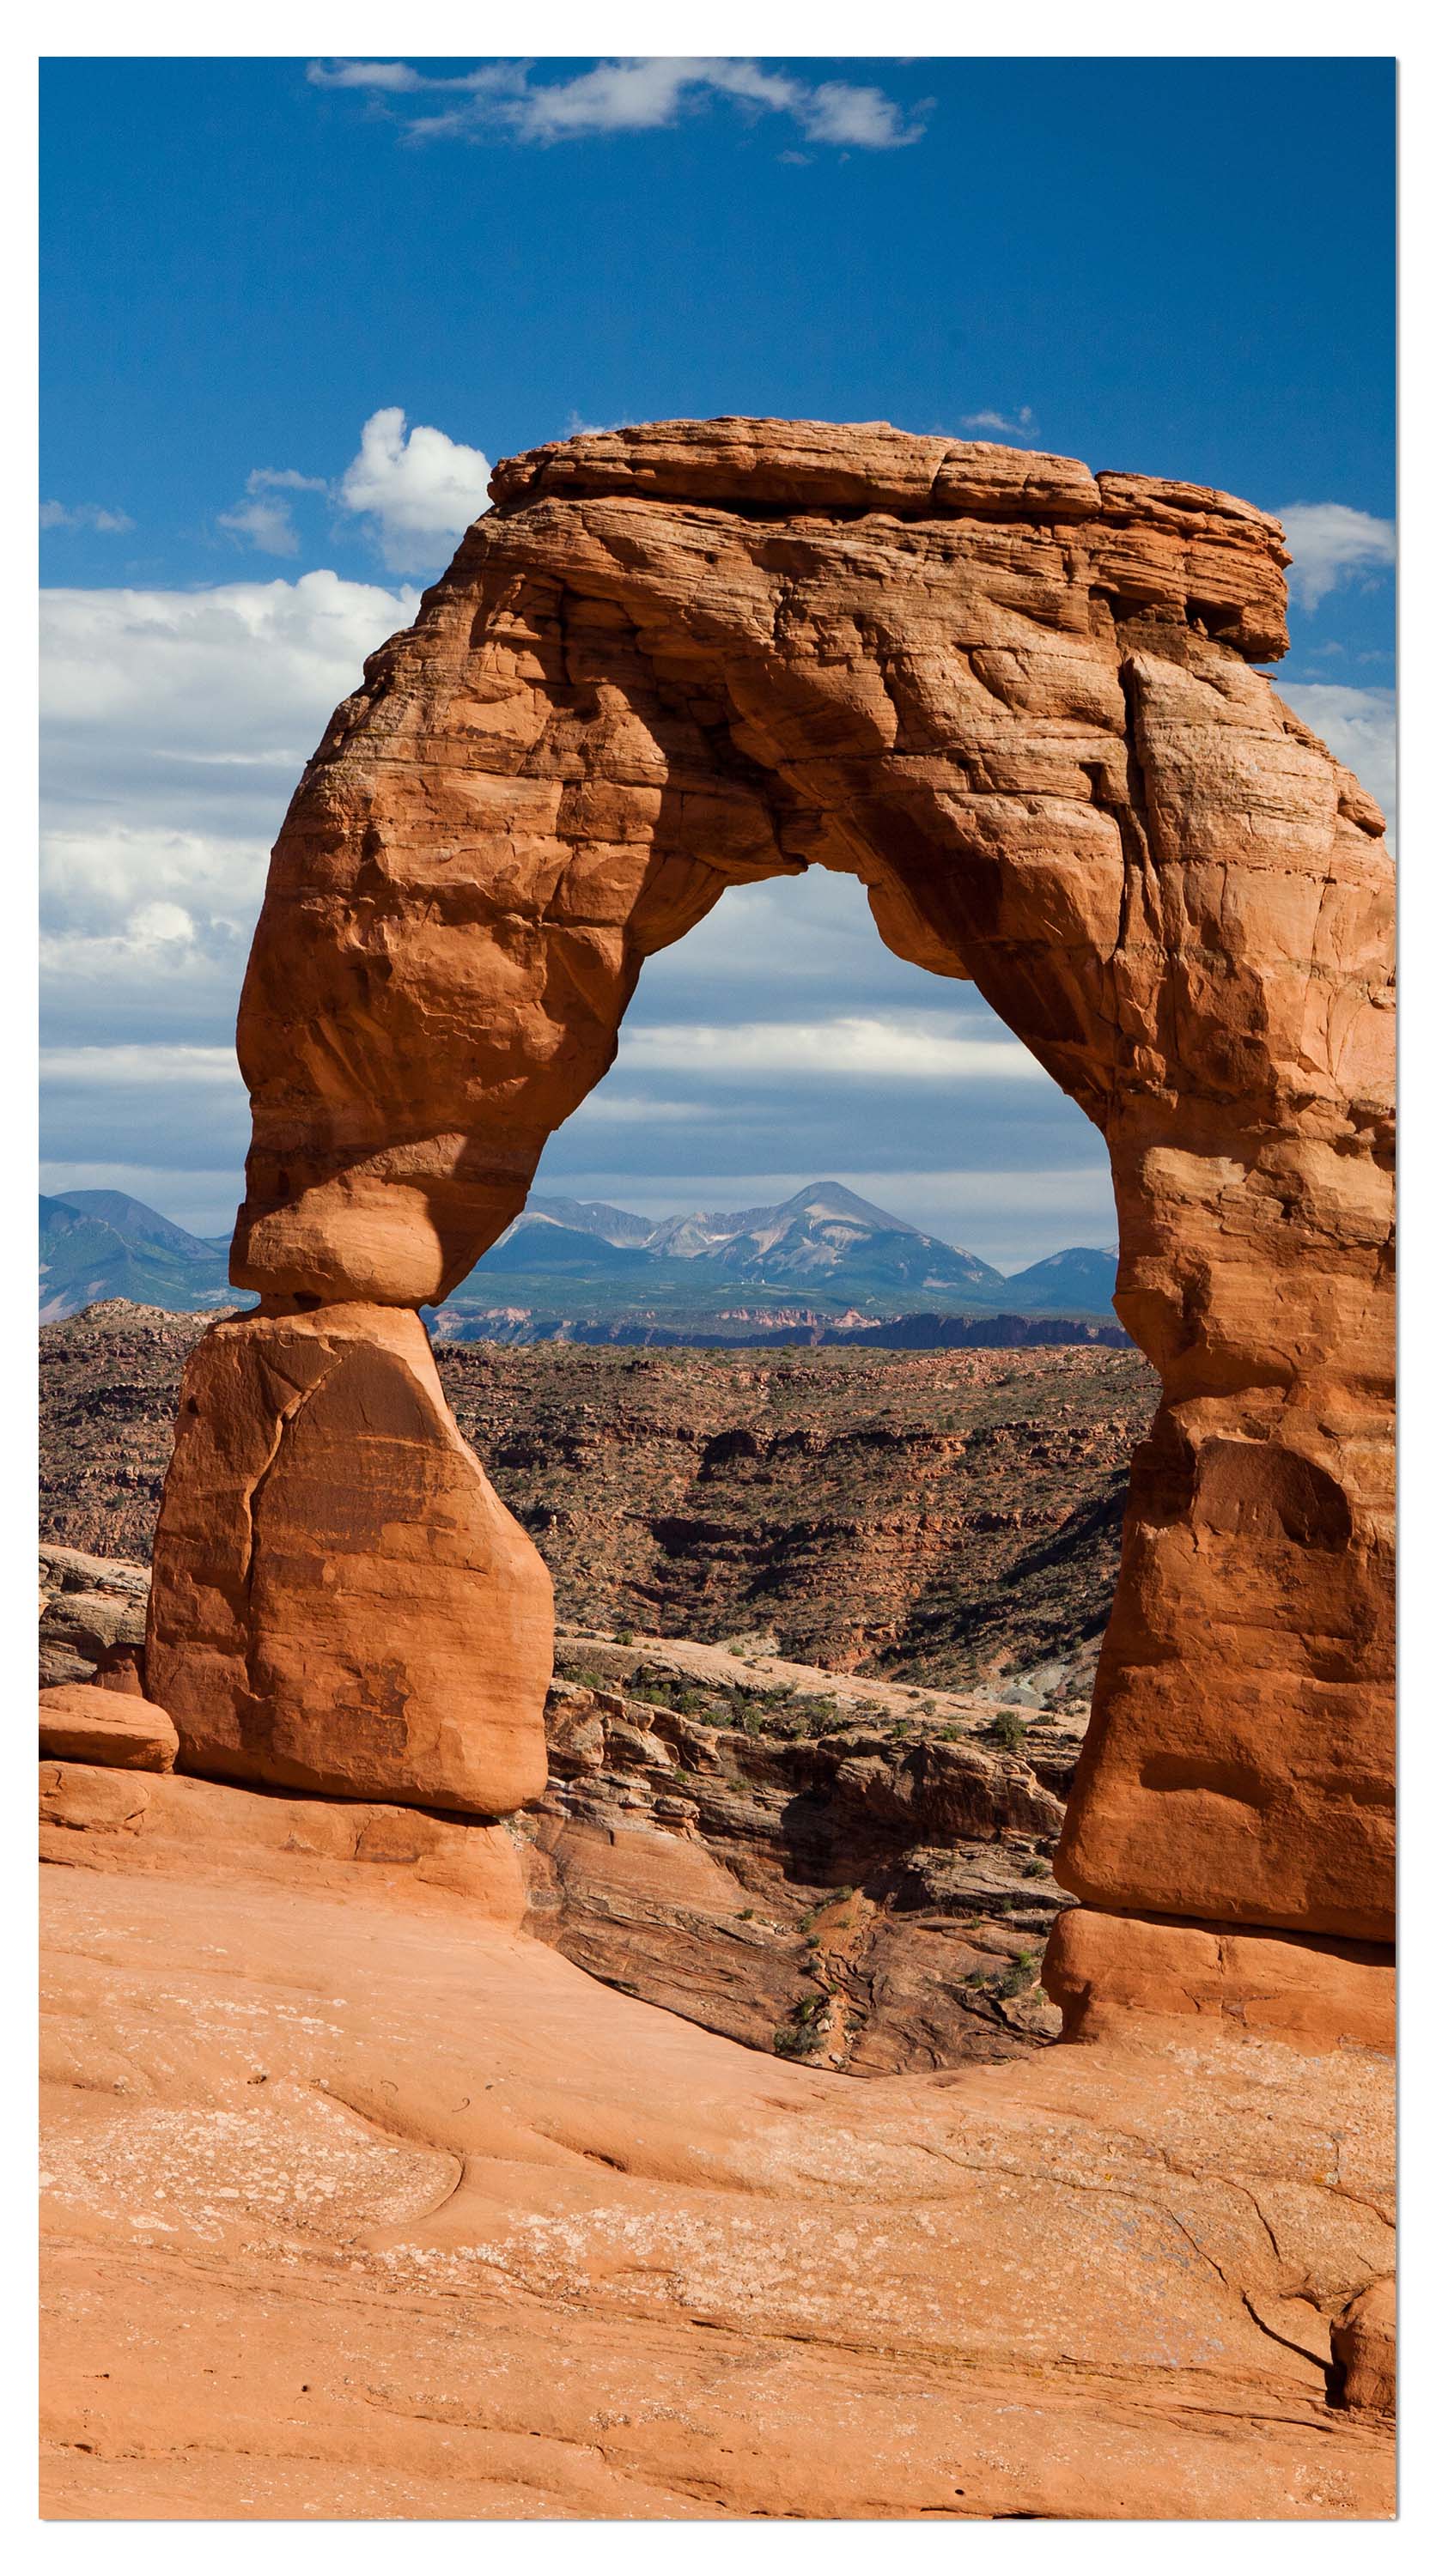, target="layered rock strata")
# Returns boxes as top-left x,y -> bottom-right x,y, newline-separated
39,1550 -> 1076,2074
148,418 -> 1393,2005
39,1683 -> 178,1773
40,1542 -> 149,1692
